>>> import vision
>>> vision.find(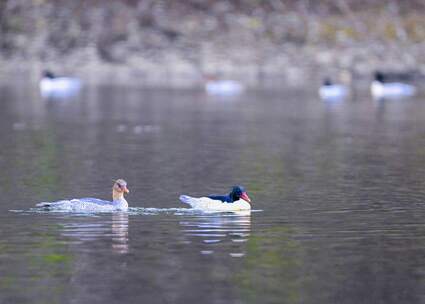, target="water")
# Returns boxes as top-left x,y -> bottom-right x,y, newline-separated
0,82 -> 424,304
